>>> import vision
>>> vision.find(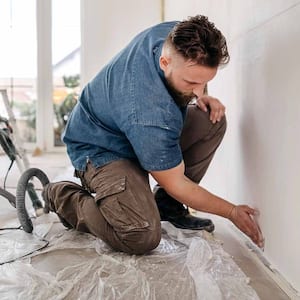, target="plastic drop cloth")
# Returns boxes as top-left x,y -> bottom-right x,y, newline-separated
0,214 -> 57,264
0,209 -> 21,231
0,216 -> 259,300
